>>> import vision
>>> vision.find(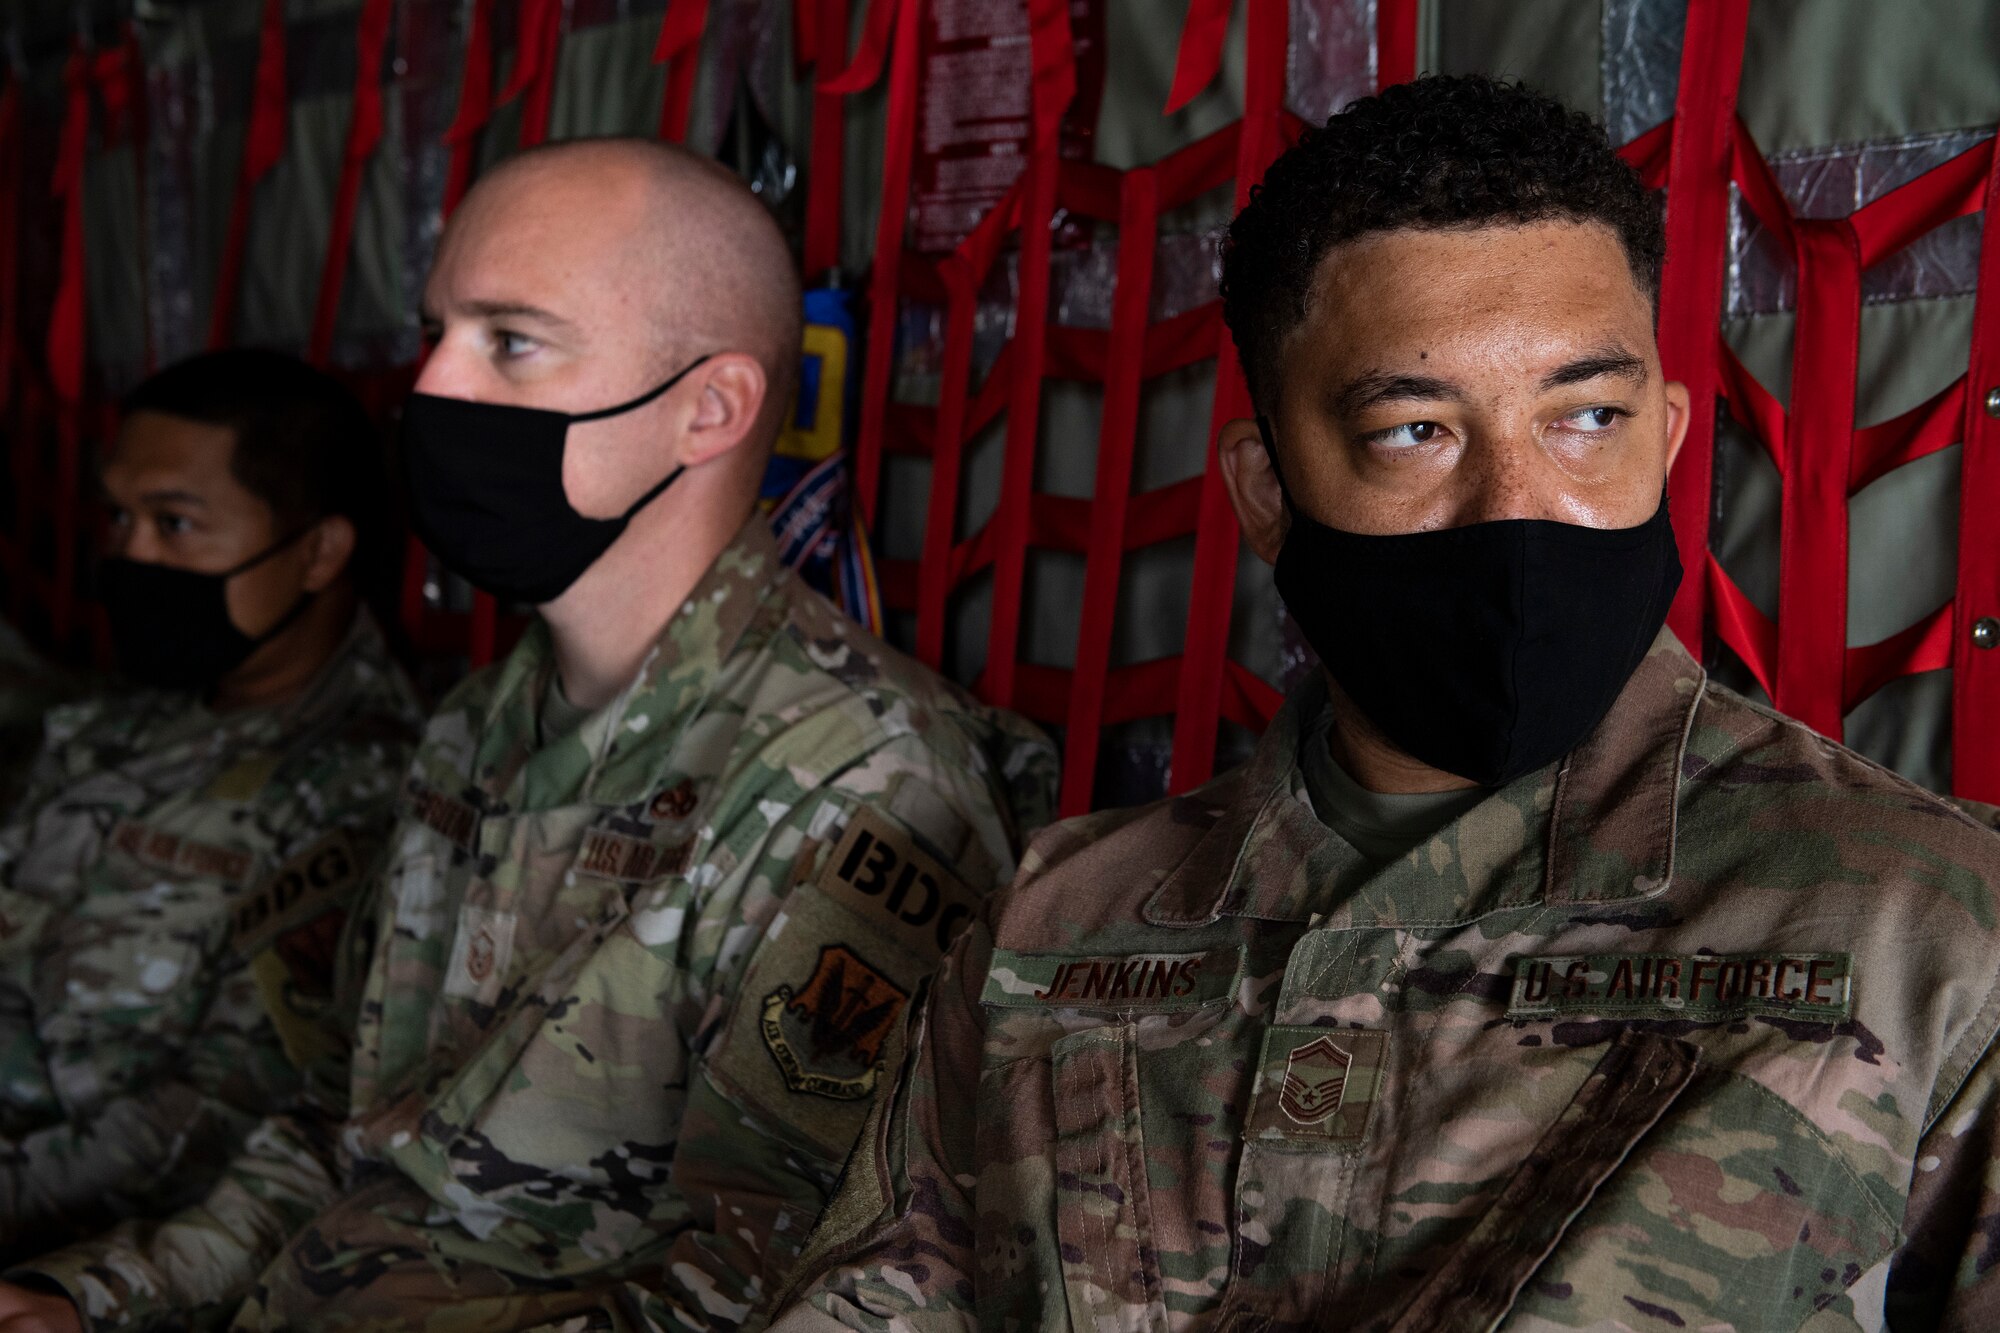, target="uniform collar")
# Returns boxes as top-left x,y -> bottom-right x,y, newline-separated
475,516 -> 789,812
1144,630 -> 1704,928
